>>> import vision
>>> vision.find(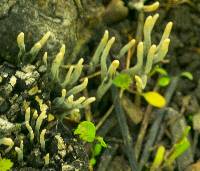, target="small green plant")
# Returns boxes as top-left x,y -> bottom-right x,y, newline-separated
112,73 -> 167,108
74,121 -> 96,143
150,65 -> 168,76
157,76 -> 171,87
0,158 -> 13,171
113,73 -> 133,90
150,127 -> 191,171
74,121 -> 107,146
89,142 -> 104,167
165,126 -> 191,166
181,71 -> 193,80
150,145 -> 165,171
74,121 -> 107,168
150,65 -> 171,87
